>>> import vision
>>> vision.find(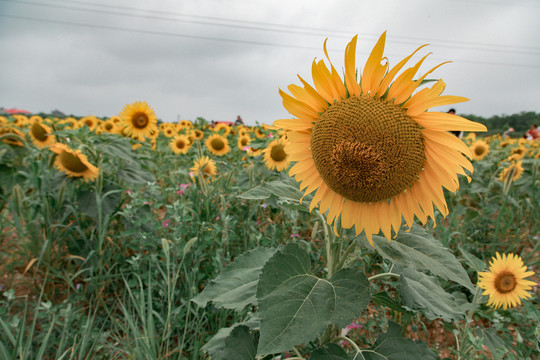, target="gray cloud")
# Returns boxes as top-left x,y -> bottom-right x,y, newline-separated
1,0 -> 539,125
